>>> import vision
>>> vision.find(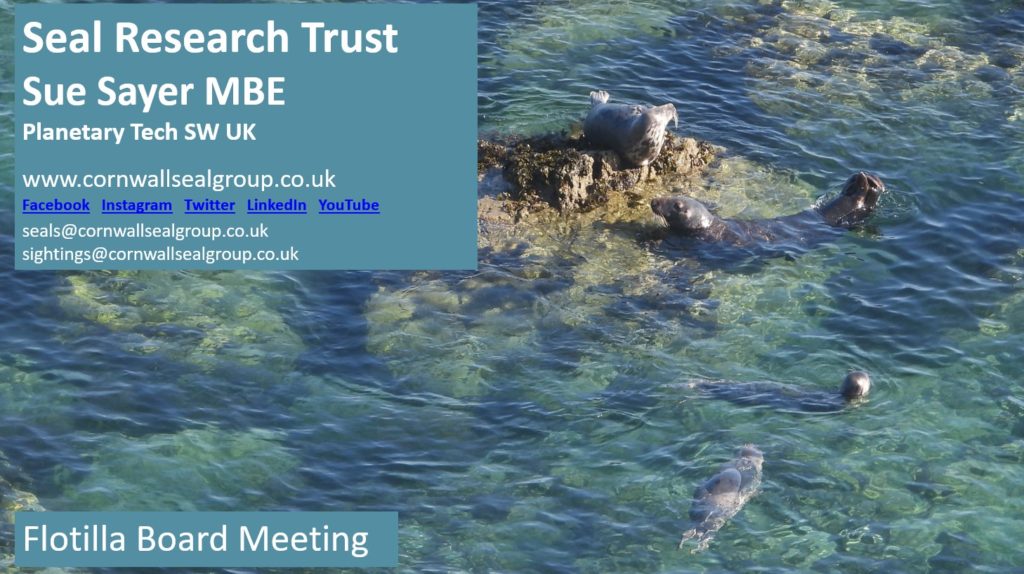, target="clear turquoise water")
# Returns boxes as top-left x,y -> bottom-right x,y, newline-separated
2,0 -> 1024,572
